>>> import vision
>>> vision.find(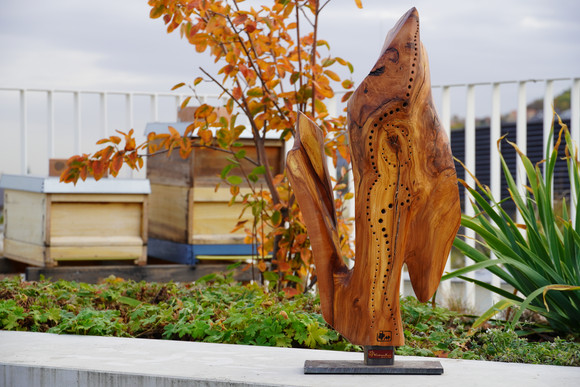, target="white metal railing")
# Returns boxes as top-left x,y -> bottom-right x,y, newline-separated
0,88 -> 207,177
1,77 -> 579,313
431,77 -> 580,309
